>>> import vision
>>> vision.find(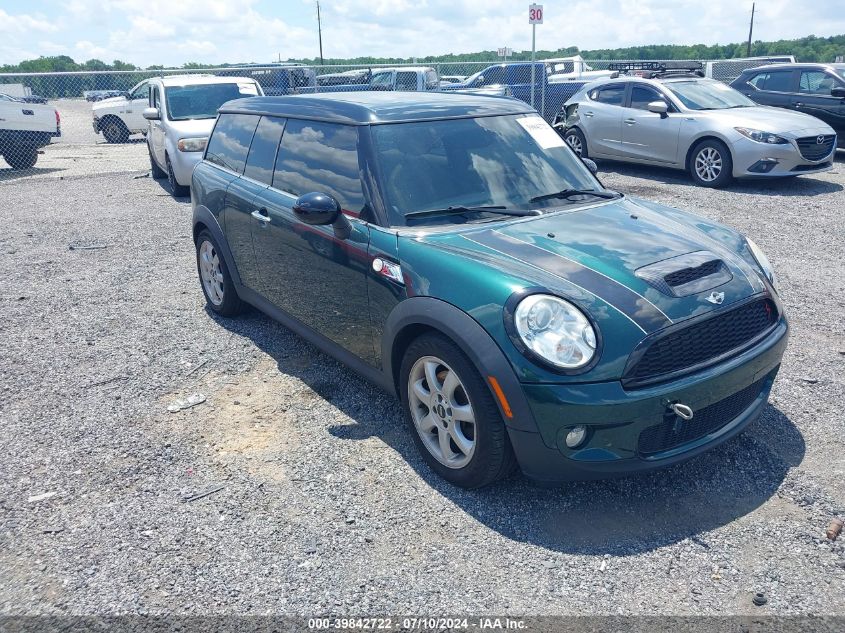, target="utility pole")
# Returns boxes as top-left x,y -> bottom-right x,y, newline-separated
316,1 -> 324,65
746,2 -> 755,57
